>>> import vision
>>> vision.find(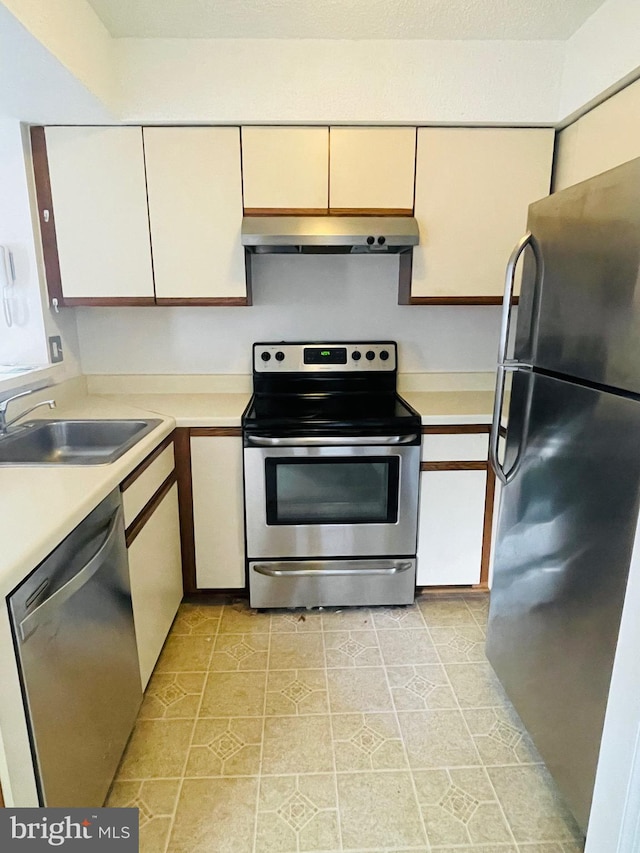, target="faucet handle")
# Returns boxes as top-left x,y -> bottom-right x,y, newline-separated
0,388 -> 33,414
